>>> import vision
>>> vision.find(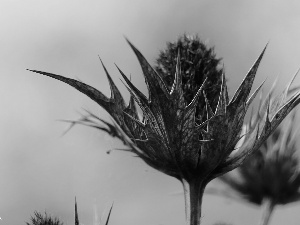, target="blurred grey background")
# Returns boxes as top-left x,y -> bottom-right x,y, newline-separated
1,0 -> 300,224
